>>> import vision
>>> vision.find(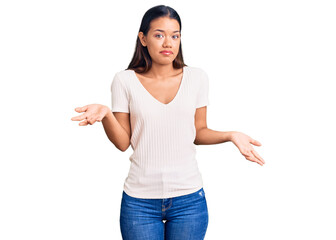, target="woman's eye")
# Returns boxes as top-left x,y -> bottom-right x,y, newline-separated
155,34 -> 180,39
